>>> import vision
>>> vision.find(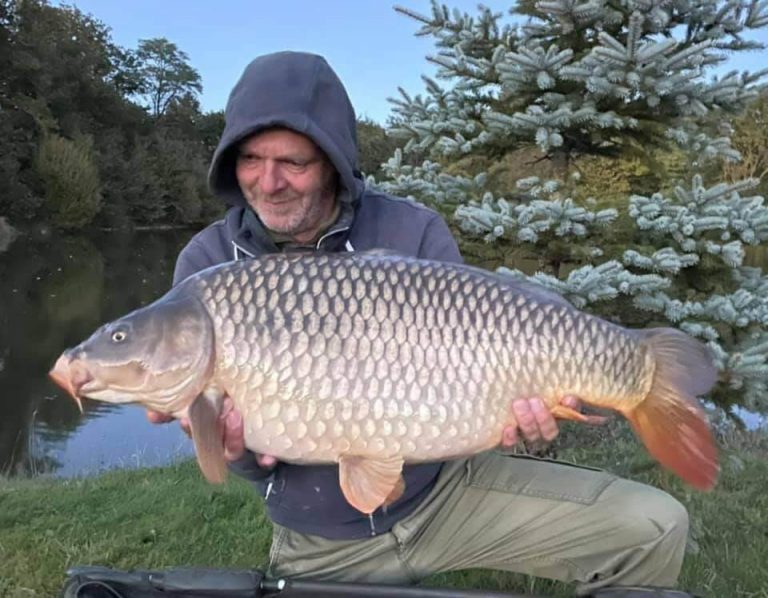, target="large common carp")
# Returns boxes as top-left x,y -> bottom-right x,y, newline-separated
50,252 -> 718,513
